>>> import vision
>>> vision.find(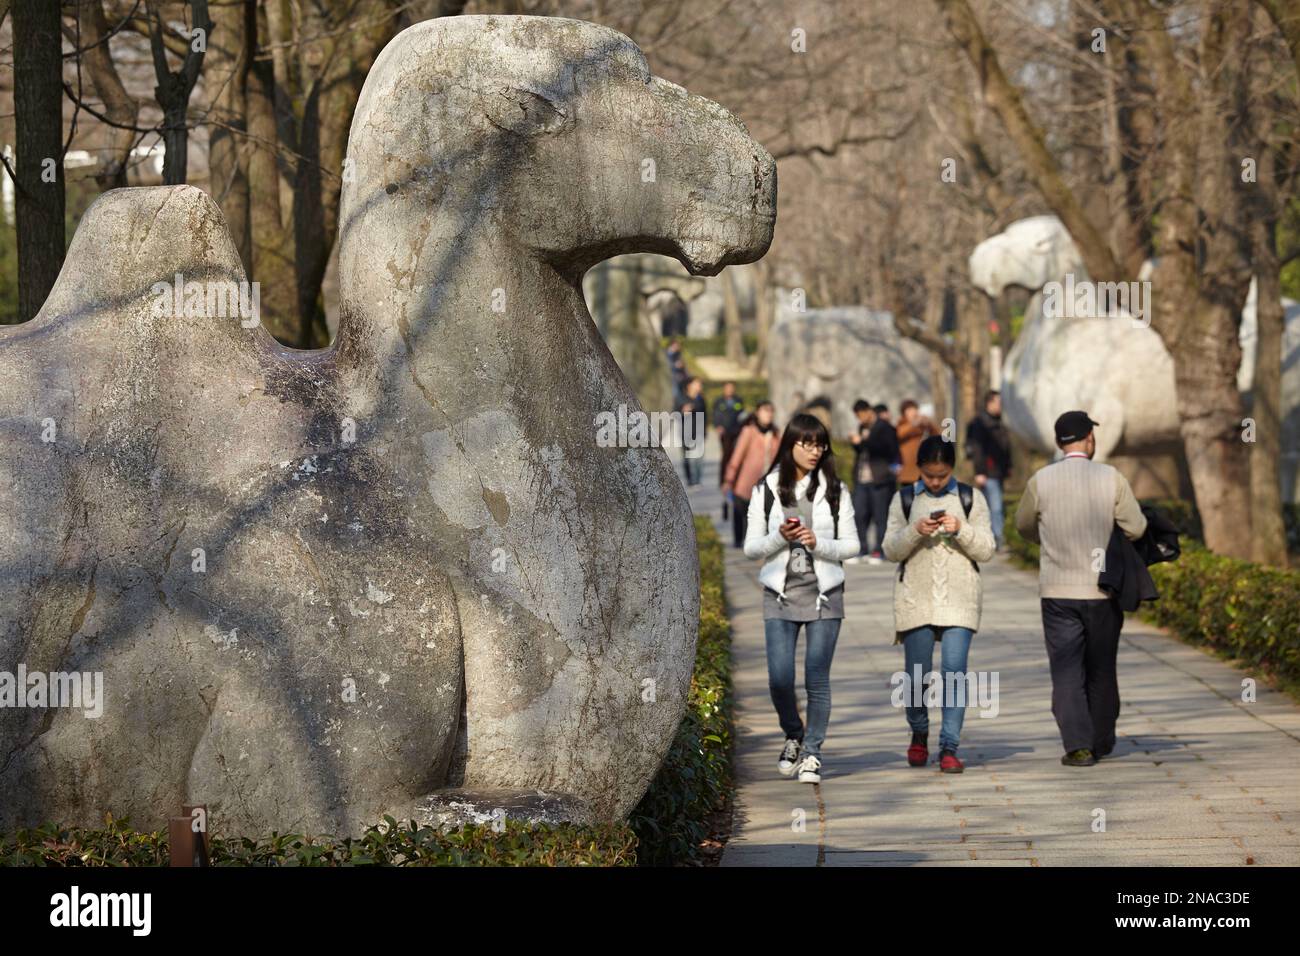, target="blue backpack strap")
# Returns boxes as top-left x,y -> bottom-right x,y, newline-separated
897,484 -> 913,581
957,482 -> 979,573
957,482 -> 974,518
